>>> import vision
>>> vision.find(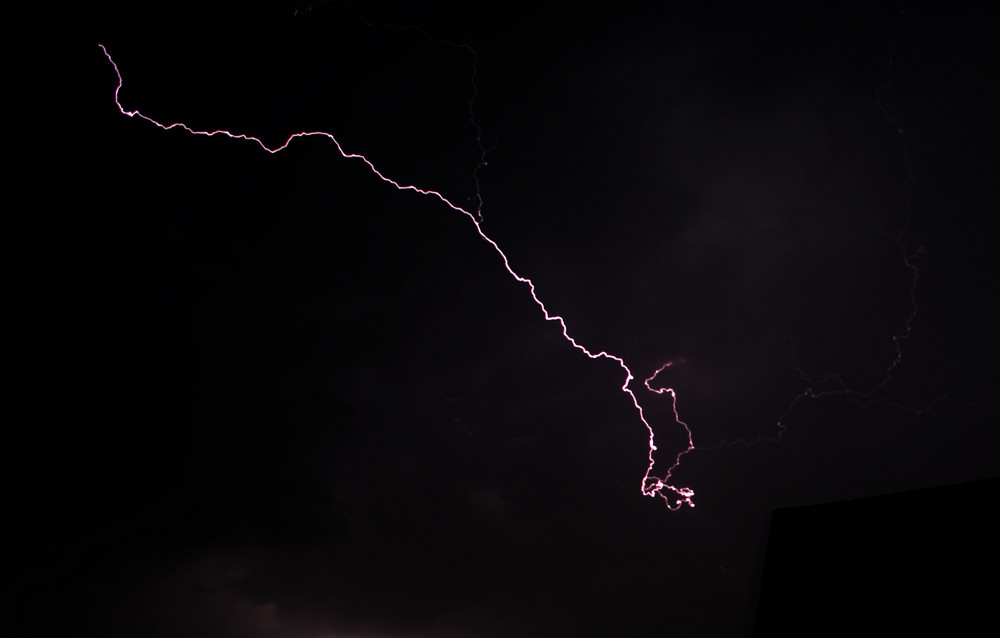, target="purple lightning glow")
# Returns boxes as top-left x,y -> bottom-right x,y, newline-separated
97,43 -> 696,509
